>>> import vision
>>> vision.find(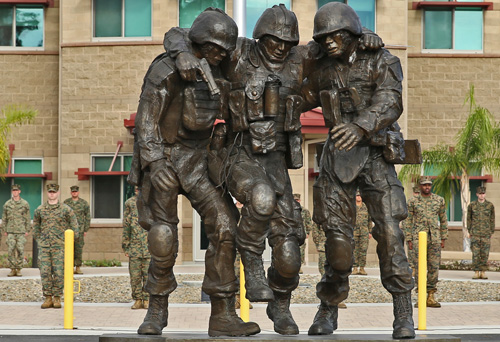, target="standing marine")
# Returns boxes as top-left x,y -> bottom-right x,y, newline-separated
63,185 -> 90,274
129,8 -> 260,337
352,190 -> 372,276
302,3 -> 415,339
1,184 -> 31,277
